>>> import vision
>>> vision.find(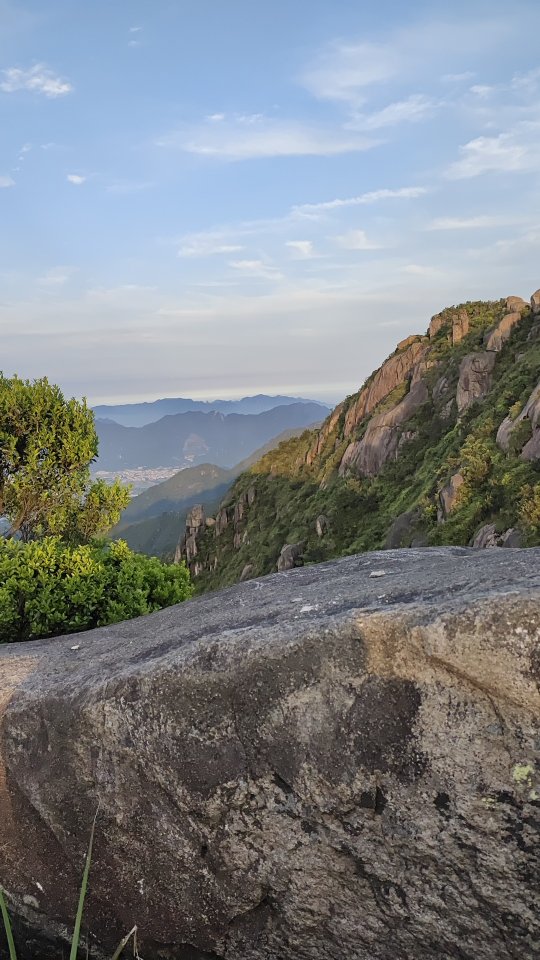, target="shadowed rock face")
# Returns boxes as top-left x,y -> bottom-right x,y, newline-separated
0,548 -> 539,960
